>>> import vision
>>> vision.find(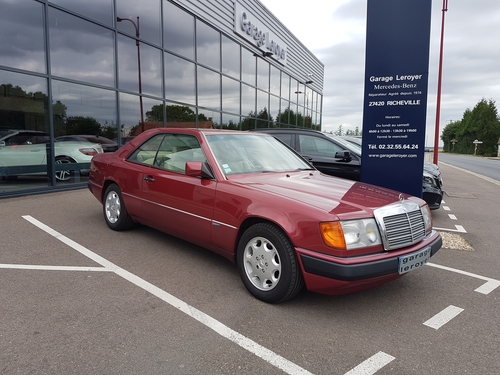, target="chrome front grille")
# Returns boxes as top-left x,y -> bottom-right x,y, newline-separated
374,201 -> 426,250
